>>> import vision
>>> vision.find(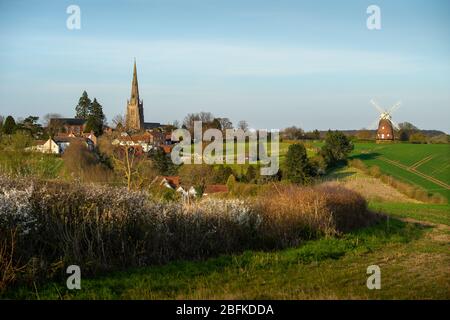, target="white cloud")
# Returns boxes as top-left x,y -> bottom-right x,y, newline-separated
1,35 -> 424,77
